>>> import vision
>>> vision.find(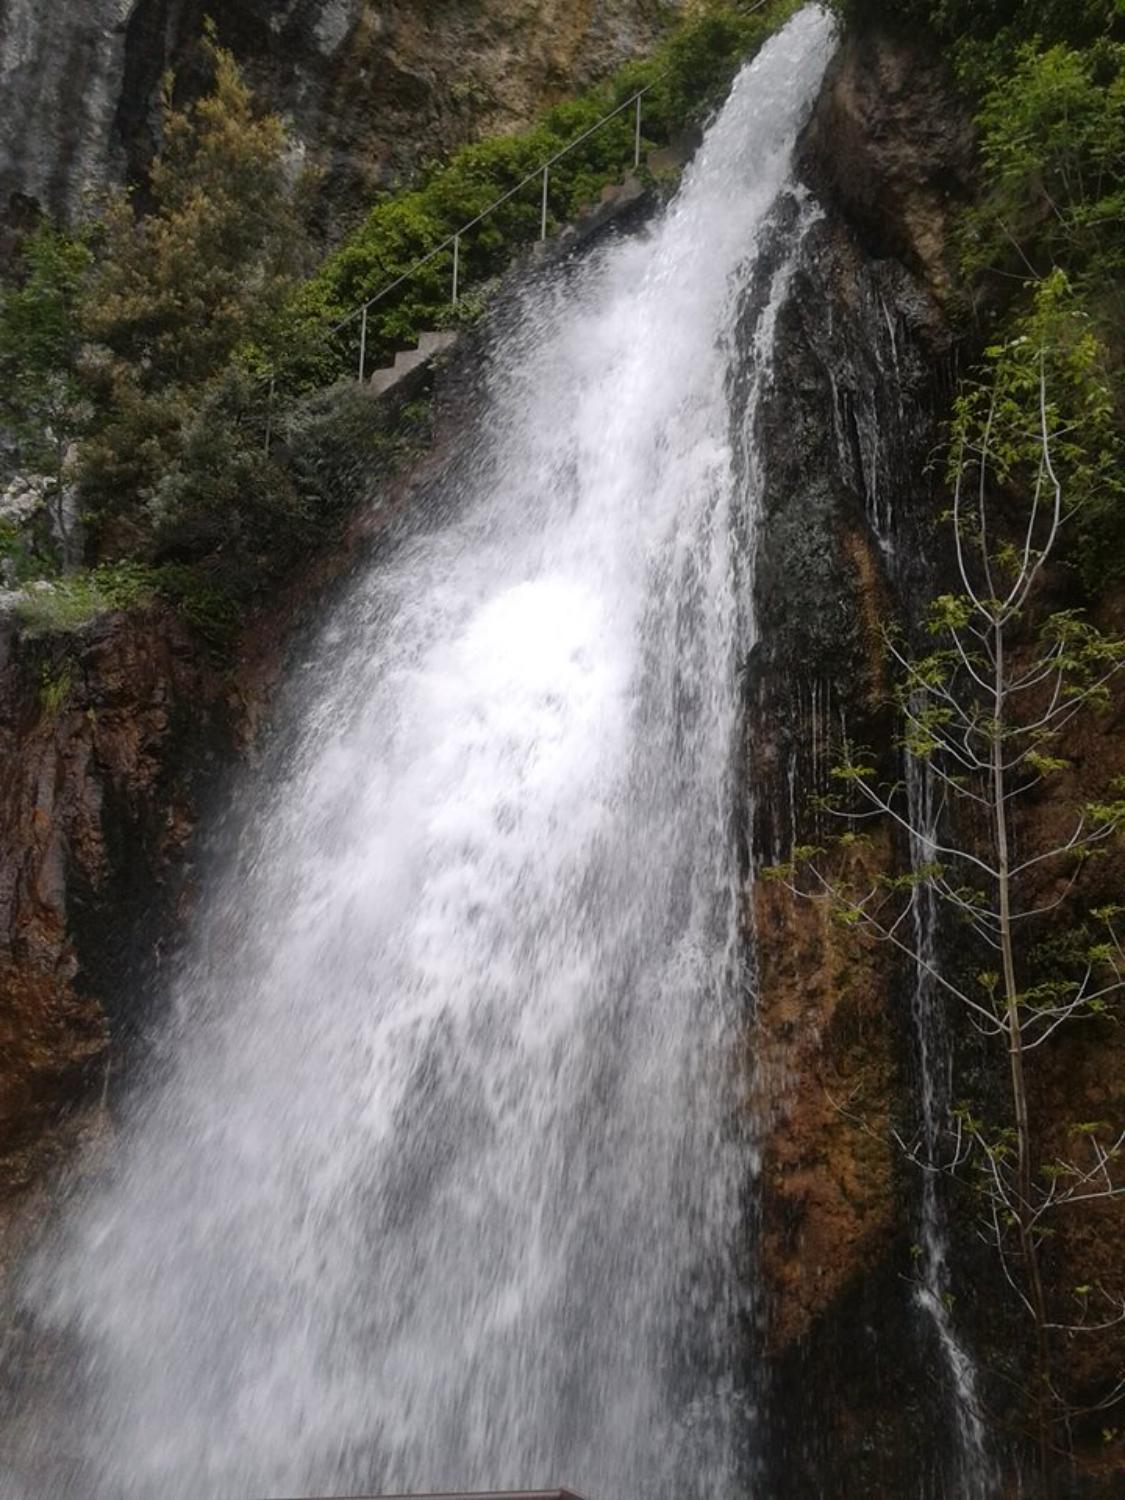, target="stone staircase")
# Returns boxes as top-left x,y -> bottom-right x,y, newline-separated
365,145 -> 687,402
368,329 -> 459,396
